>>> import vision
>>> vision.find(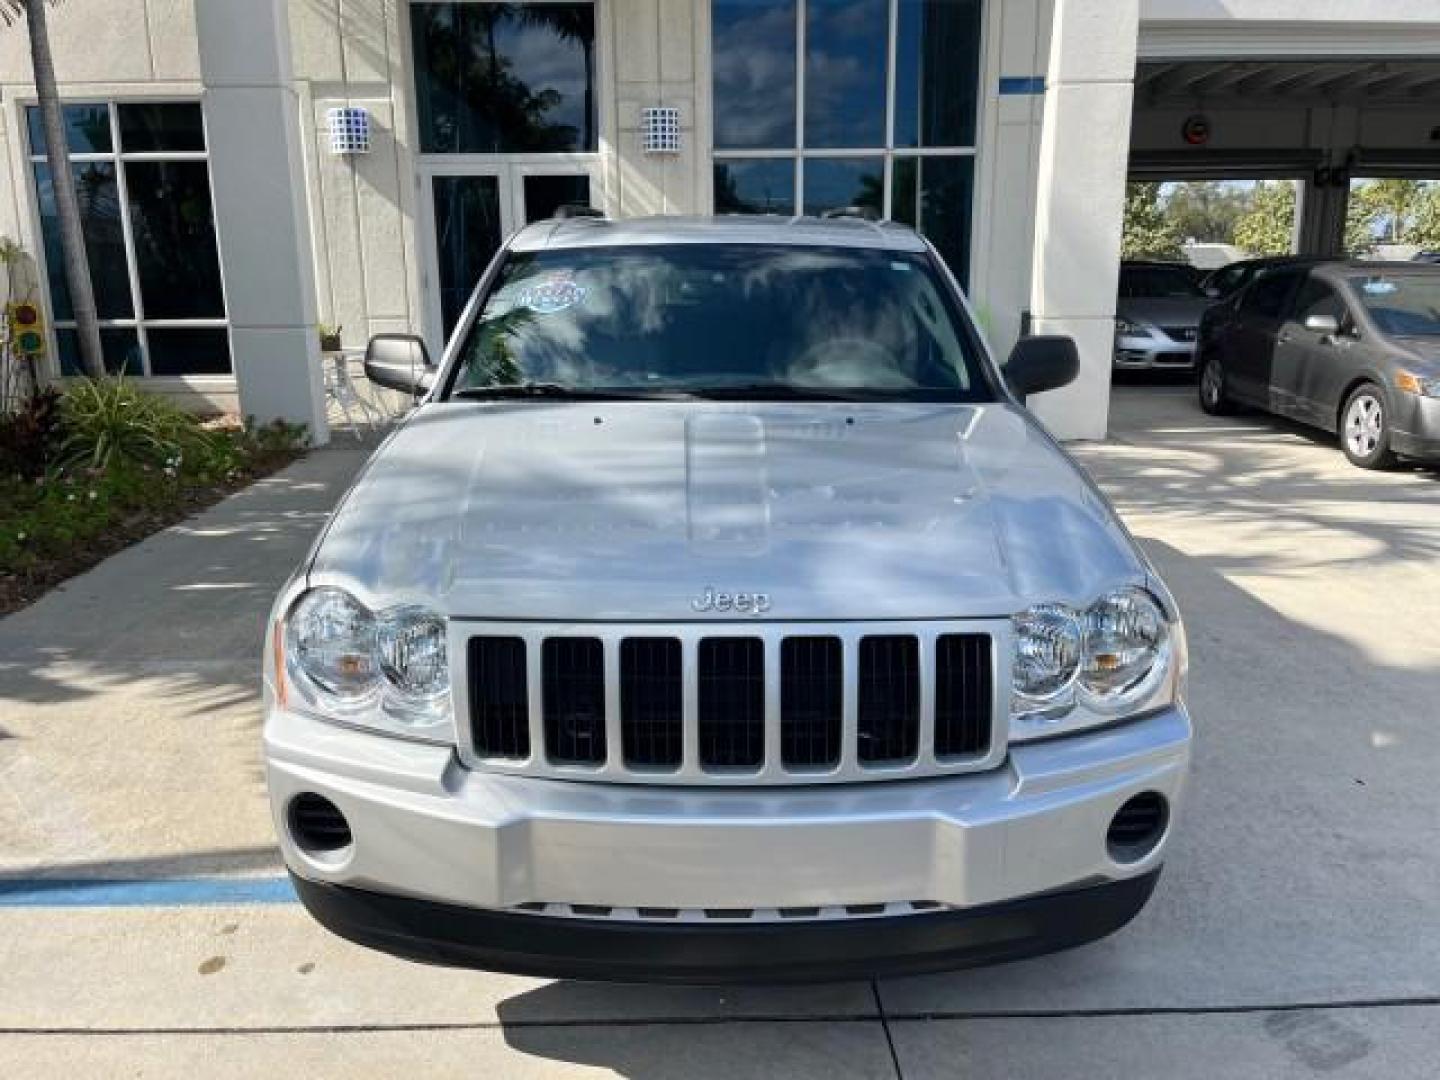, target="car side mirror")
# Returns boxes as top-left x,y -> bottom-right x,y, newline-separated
363,333 -> 435,397
1005,335 -> 1080,398
1304,314 -> 1340,336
